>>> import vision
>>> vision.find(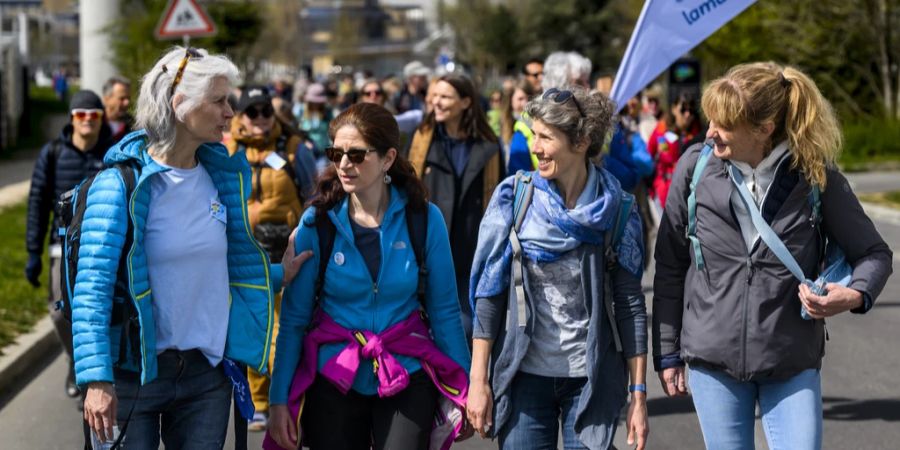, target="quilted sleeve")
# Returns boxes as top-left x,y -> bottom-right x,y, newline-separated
72,169 -> 130,386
